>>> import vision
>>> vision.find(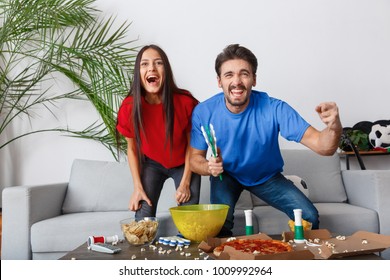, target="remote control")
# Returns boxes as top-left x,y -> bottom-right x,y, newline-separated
89,242 -> 121,254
